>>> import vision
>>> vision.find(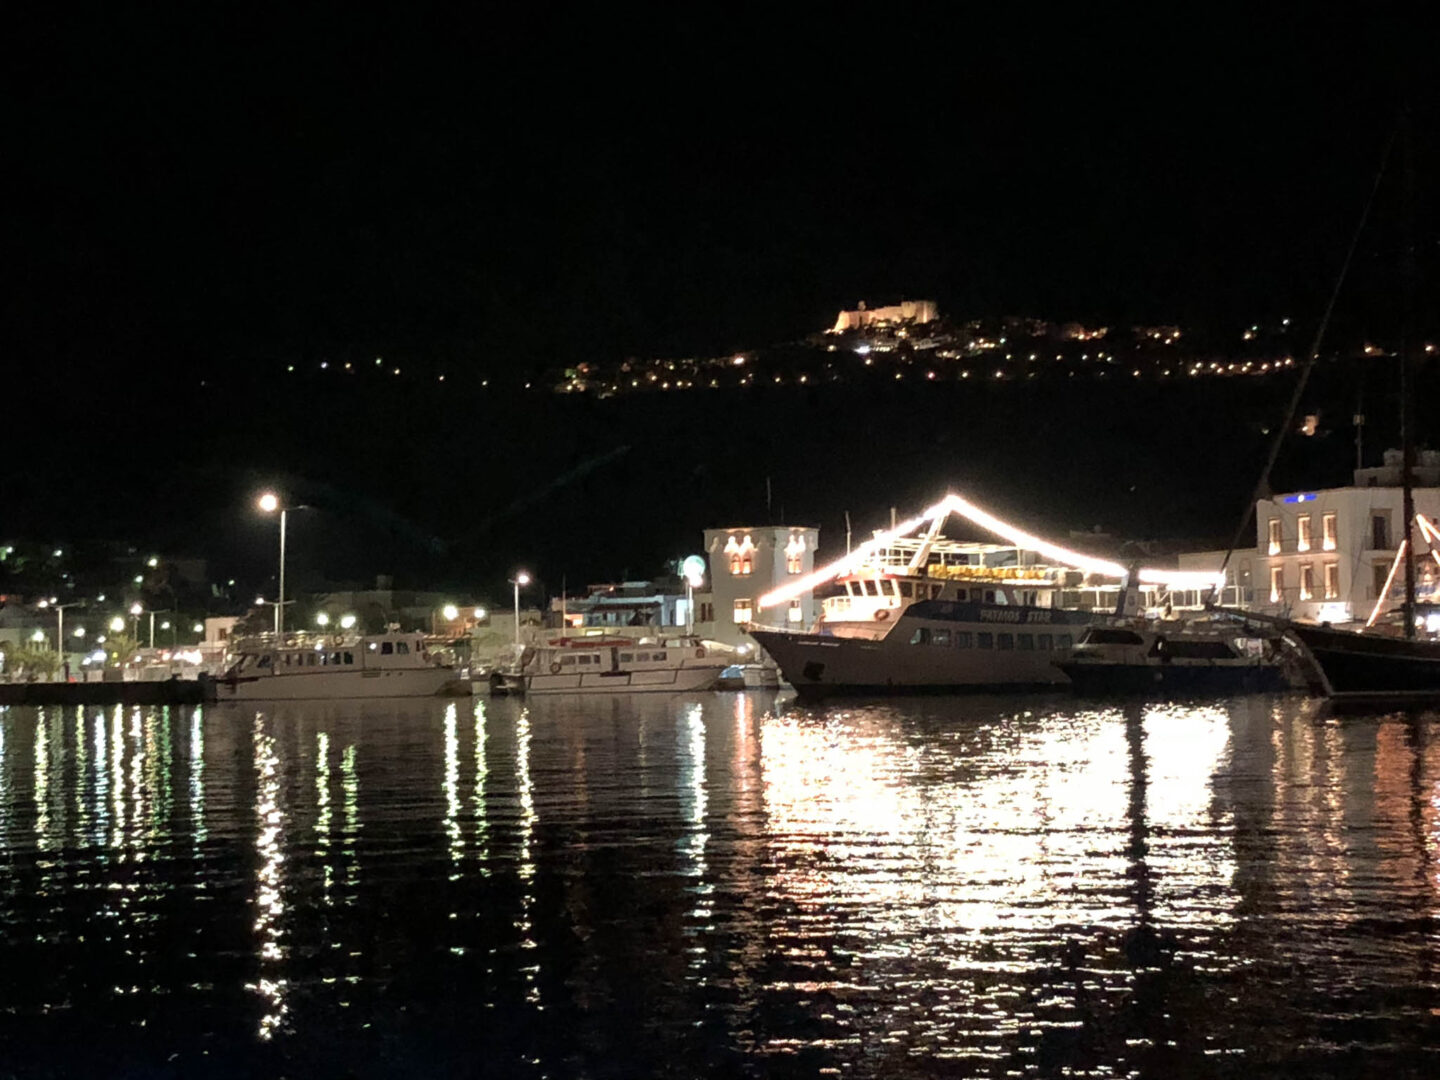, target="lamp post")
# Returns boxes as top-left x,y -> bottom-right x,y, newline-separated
130,602 -> 143,640
257,492 -> 287,637
38,599 -> 86,657
510,571 -> 531,646
681,555 -> 706,638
